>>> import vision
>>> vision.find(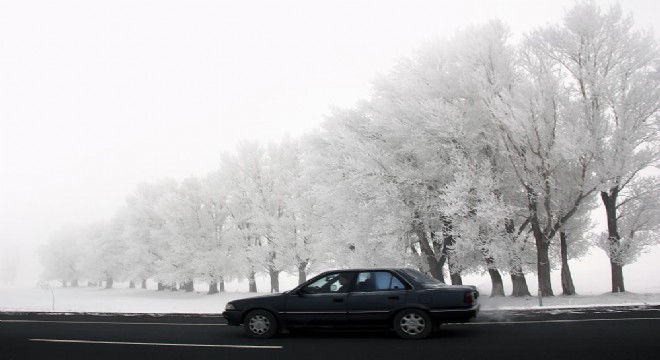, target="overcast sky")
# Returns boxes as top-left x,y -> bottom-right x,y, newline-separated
1,0 -> 659,287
